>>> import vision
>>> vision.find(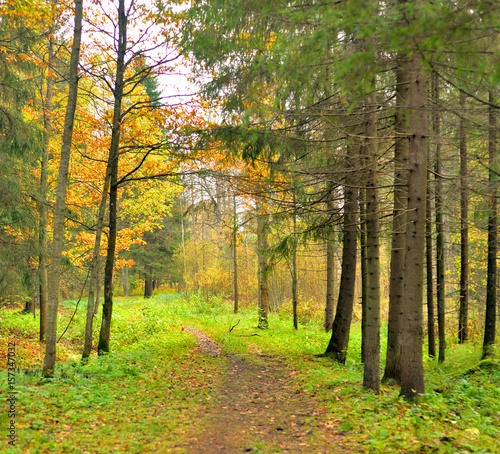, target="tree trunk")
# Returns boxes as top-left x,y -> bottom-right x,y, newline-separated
324,189 -> 336,332
181,196 -> 188,293
98,158 -> 119,355
144,267 -> 153,298
433,73 -> 446,363
39,30 -> 54,343
26,271 -> 37,315
233,191 -> 239,313
360,202 -> 368,364
98,0 -> 127,355
400,53 -> 428,398
292,189 -> 298,330
257,203 -> 269,329
324,233 -> 335,332
42,0 -> 83,376
94,254 -> 102,316
458,91 -> 469,344
483,91 -> 497,359
363,90 -> 381,394
122,264 -> 130,297
82,153 -> 113,359
383,51 -> 410,383
324,146 -> 359,362
426,183 -> 436,358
